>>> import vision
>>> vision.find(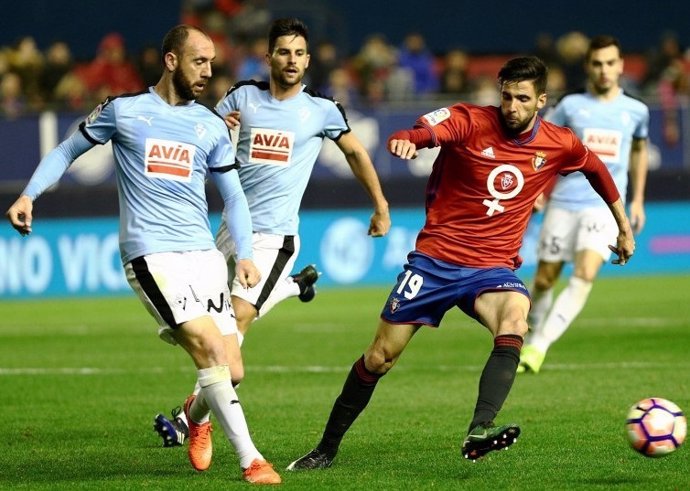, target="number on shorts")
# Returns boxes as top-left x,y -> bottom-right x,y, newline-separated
396,270 -> 424,299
